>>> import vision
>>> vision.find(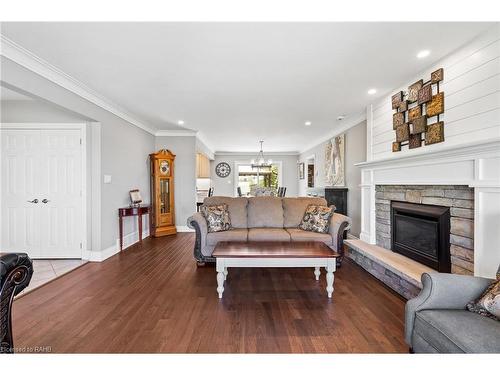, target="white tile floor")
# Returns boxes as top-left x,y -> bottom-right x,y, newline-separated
20,259 -> 87,295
